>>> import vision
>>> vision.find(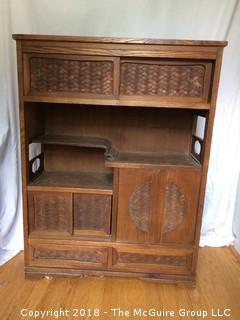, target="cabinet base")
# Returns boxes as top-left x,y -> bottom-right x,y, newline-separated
24,266 -> 196,287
